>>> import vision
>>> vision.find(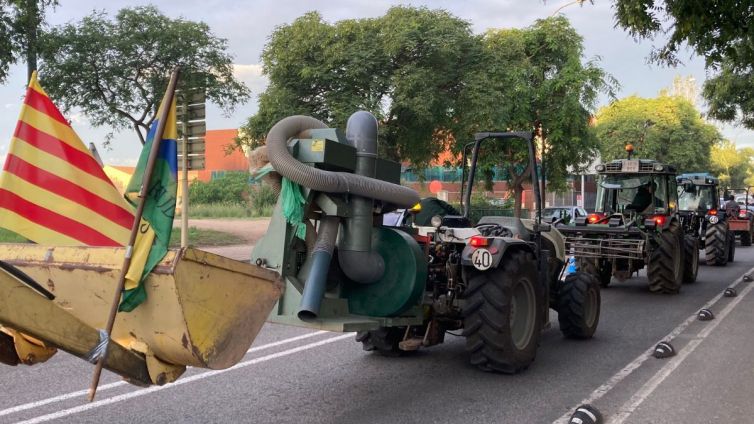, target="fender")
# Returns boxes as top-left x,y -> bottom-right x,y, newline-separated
460,237 -> 534,269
